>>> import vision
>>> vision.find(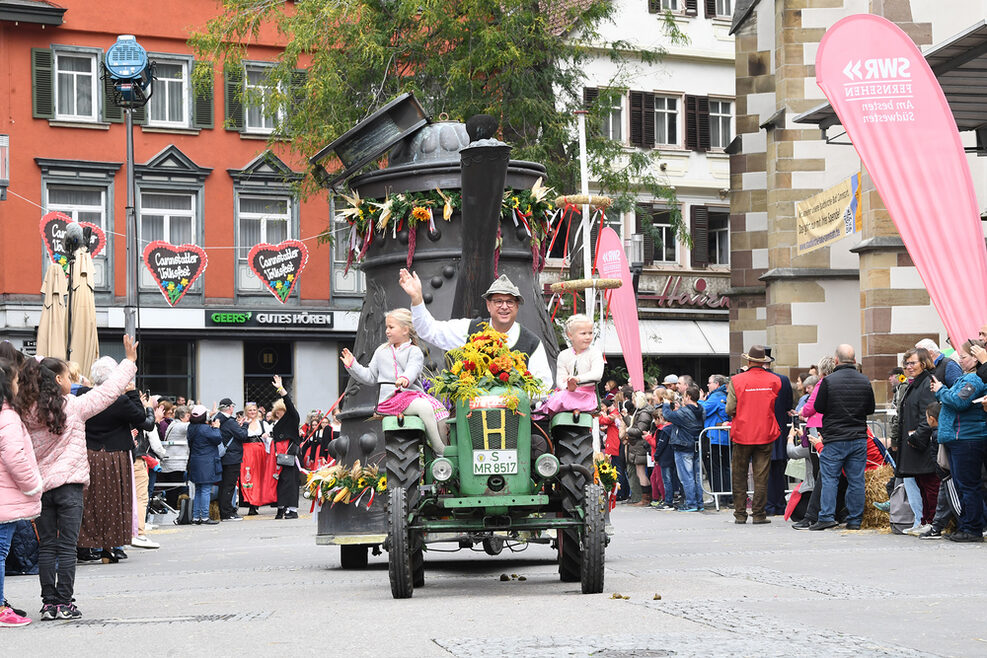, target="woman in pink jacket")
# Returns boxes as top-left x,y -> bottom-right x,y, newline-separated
15,335 -> 138,622
0,359 -> 43,627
